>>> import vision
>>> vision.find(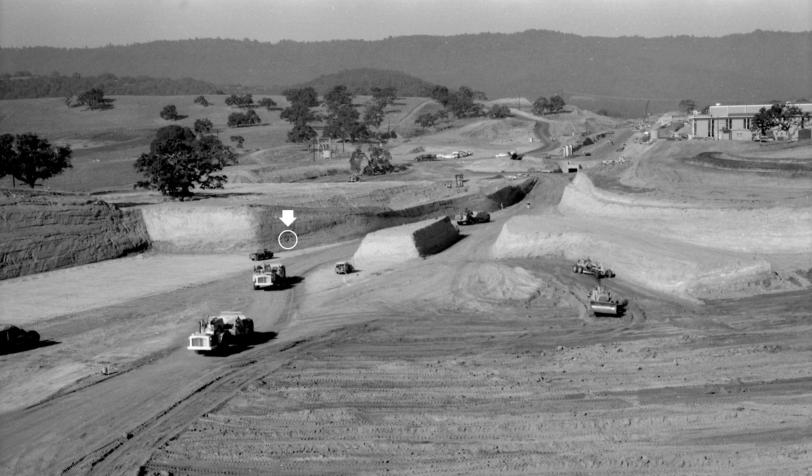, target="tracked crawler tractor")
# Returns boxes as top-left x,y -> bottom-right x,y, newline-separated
588,286 -> 627,317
